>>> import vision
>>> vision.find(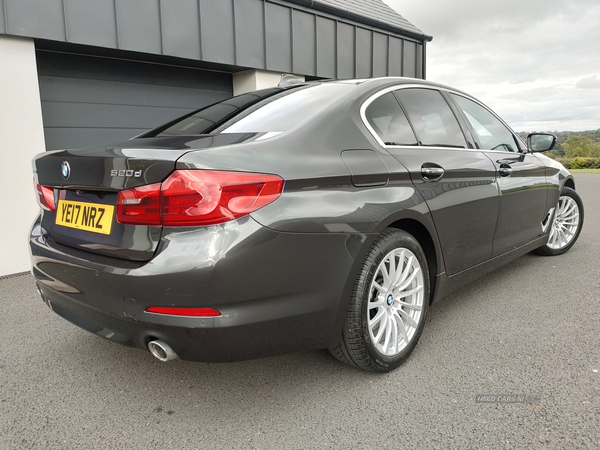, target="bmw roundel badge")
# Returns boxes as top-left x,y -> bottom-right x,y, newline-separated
61,161 -> 70,180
